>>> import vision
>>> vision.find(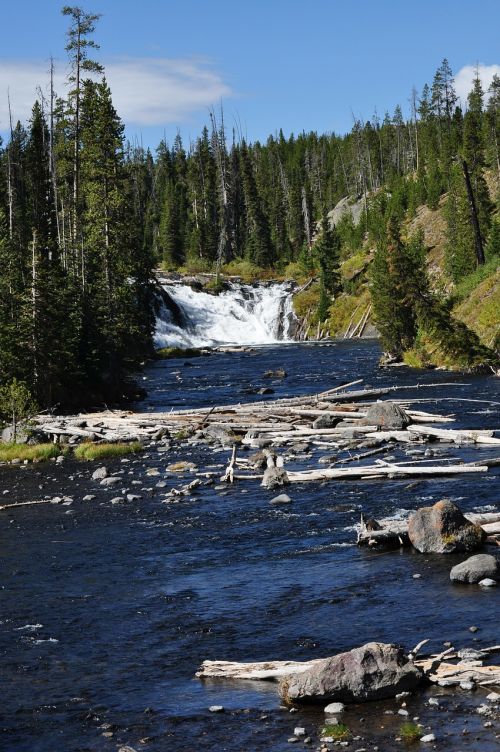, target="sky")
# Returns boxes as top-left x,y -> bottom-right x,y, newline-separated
0,0 -> 499,150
